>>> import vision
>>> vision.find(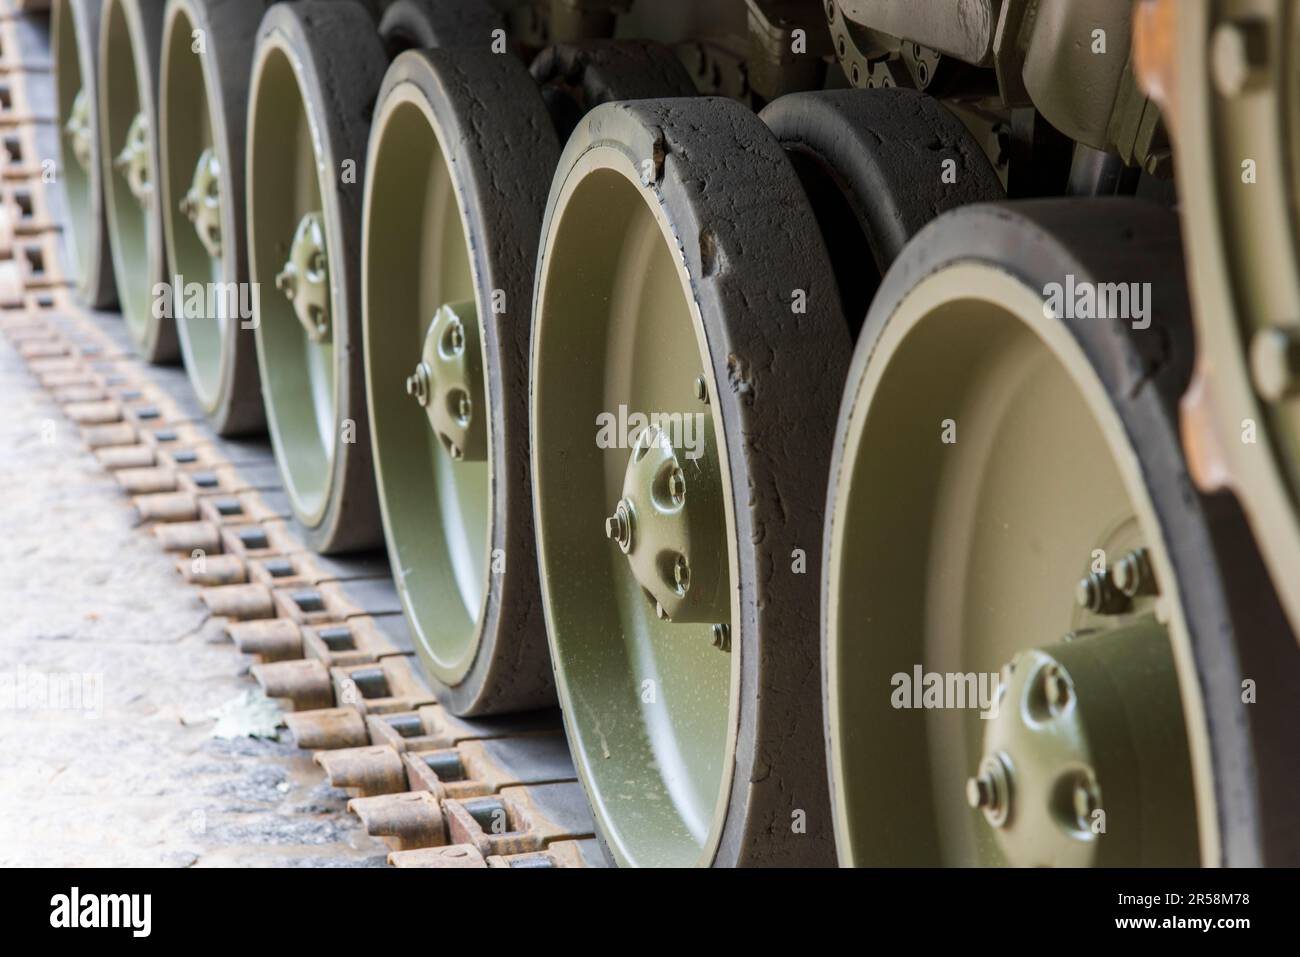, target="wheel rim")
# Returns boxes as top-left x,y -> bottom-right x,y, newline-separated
161,2 -> 225,410
101,0 -> 158,349
247,38 -> 335,526
364,86 -> 489,684
54,0 -> 93,291
533,148 -> 739,868
826,261 -> 1212,866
